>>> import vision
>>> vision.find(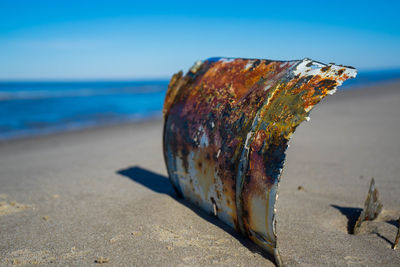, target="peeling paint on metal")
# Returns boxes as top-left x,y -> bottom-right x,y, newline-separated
162,57 -> 357,265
